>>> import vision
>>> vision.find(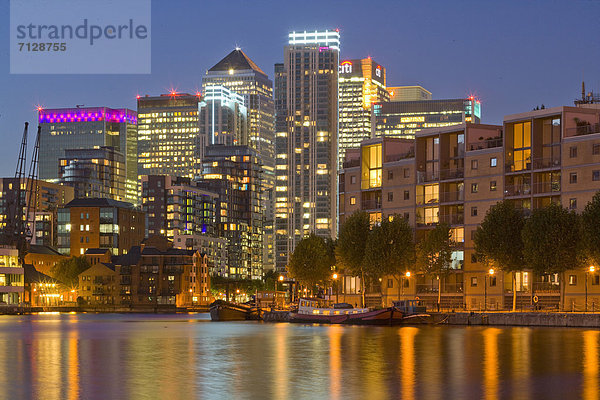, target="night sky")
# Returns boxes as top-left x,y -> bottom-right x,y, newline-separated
0,0 -> 598,175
